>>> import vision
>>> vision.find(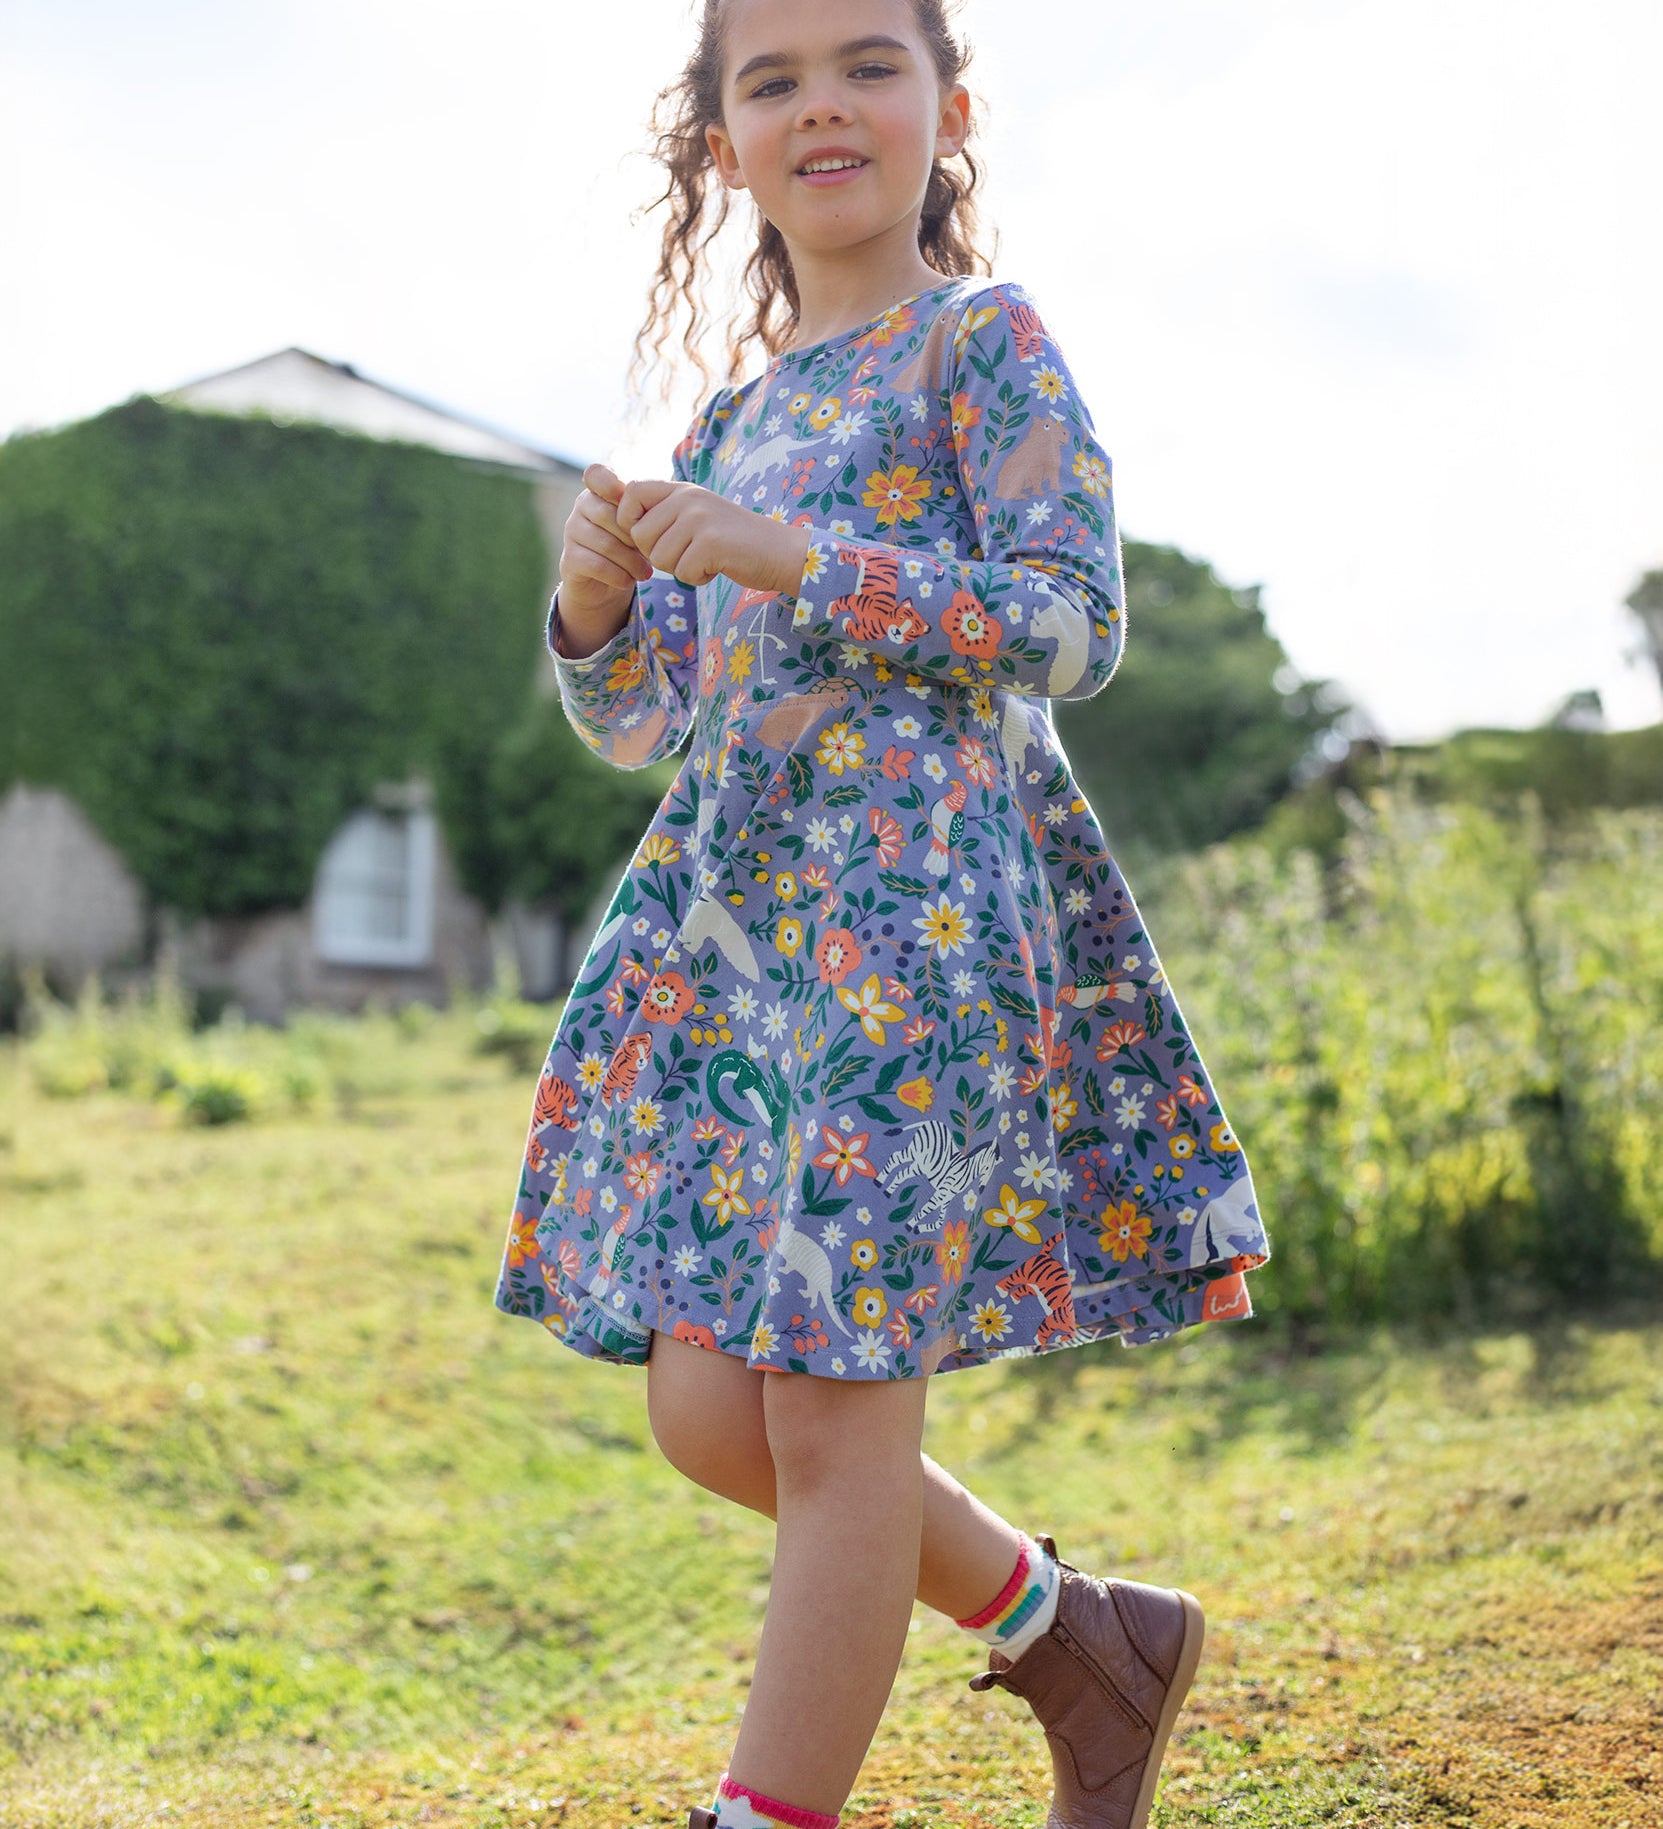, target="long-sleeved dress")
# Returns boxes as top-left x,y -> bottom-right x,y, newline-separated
494,274 -> 1270,1379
